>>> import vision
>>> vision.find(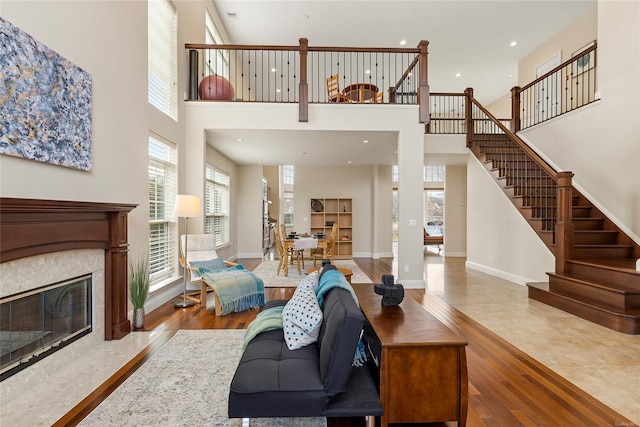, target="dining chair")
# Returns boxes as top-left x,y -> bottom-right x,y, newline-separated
312,223 -> 339,267
275,223 -> 304,276
375,91 -> 384,103
326,74 -> 351,103
280,223 -> 305,272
